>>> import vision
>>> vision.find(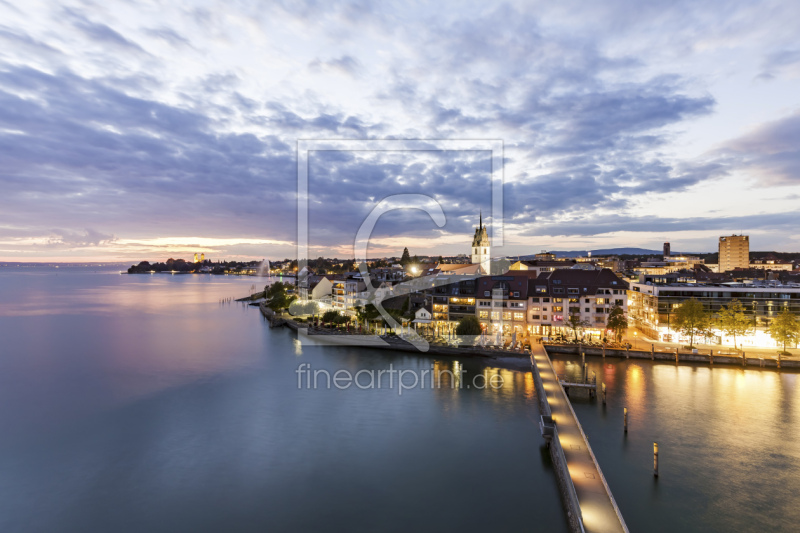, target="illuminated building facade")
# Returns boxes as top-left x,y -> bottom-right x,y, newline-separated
629,280 -> 800,347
